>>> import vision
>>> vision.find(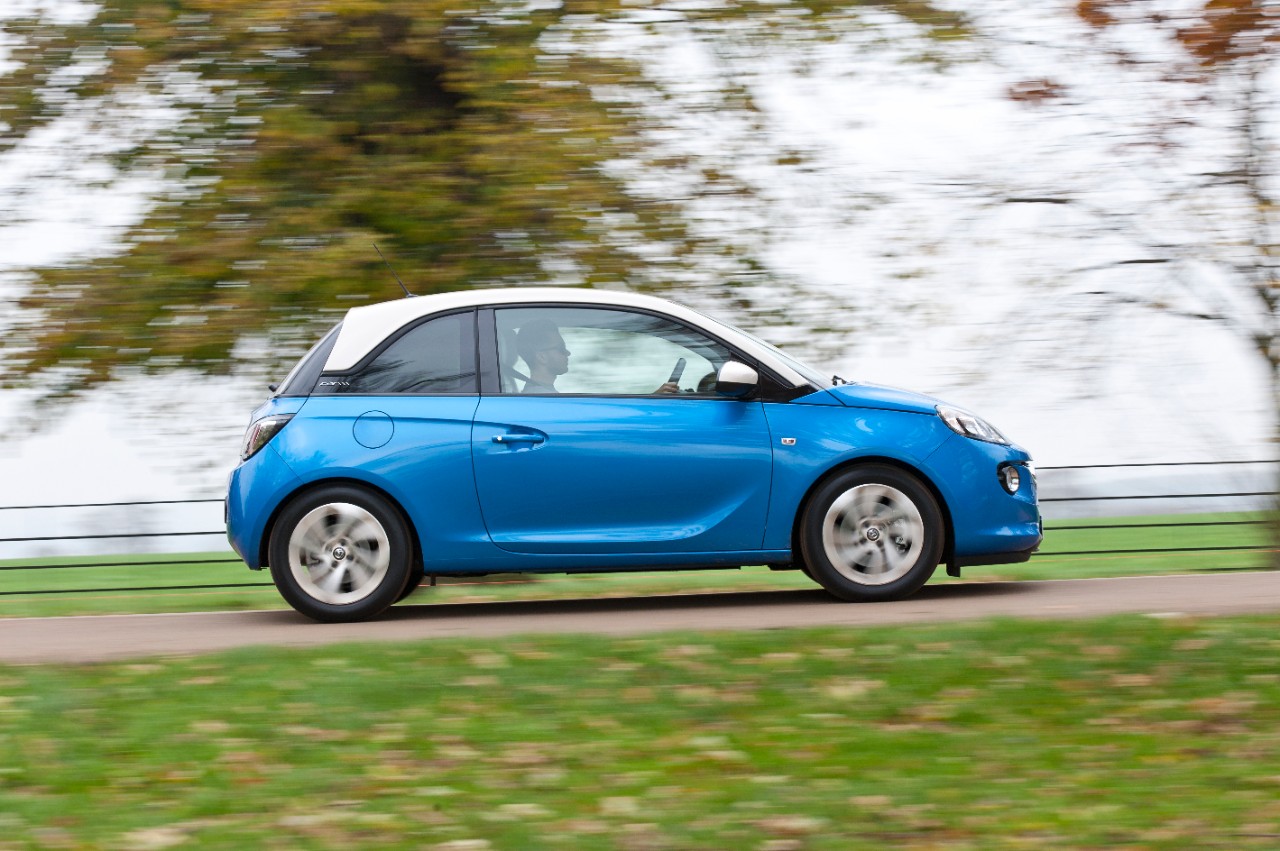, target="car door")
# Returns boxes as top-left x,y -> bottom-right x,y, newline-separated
306,309 -> 487,565
471,305 -> 774,555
